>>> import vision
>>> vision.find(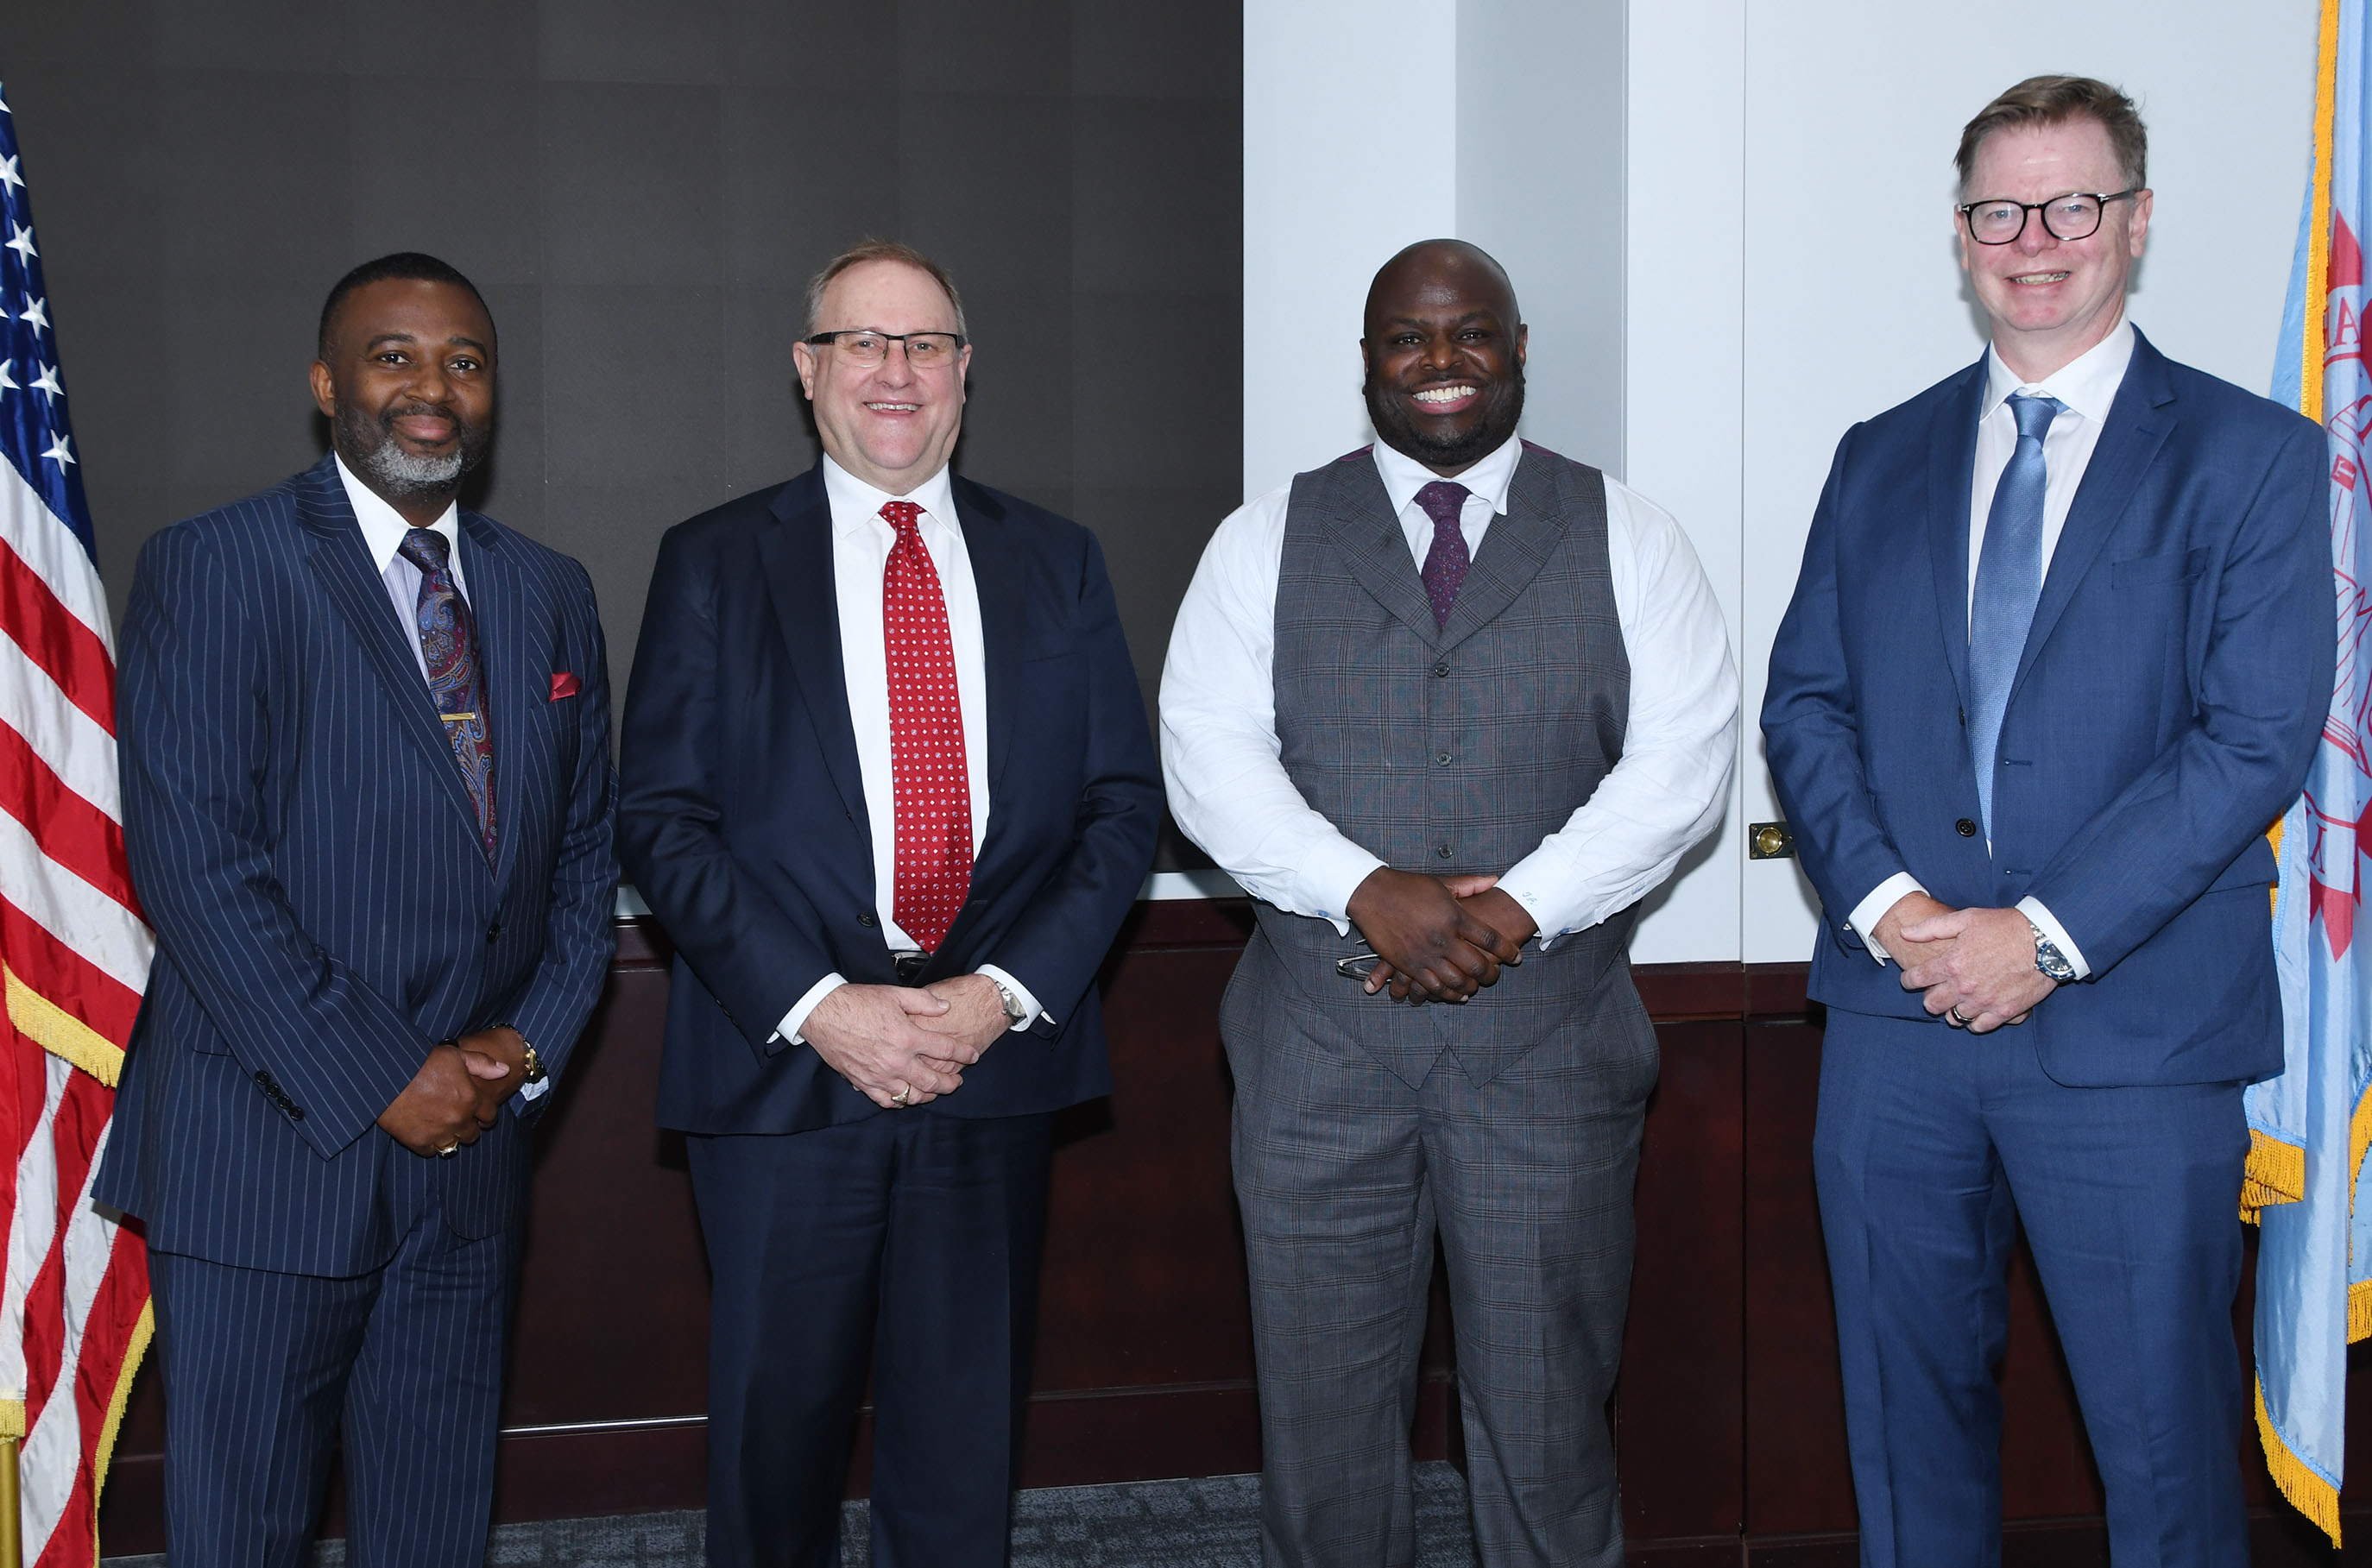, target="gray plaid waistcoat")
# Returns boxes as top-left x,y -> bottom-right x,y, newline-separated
1251,443 -> 1638,1086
